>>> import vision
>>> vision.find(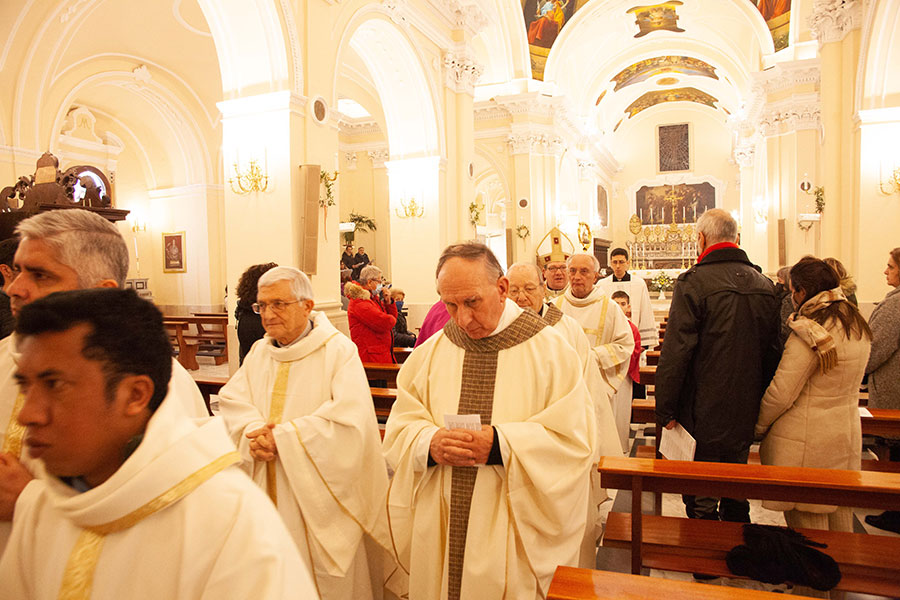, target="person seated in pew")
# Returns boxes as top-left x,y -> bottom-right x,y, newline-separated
217,267 -> 394,599
0,289 -> 315,599
0,209 -> 209,559
390,288 -> 416,348
345,265 -> 397,363
506,262 -> 622,566
755,257 -> 871,535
